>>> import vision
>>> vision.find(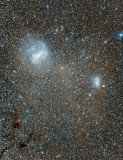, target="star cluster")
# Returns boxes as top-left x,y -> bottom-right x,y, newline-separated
0,0 -> 122,159
19,36 -> 51,74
